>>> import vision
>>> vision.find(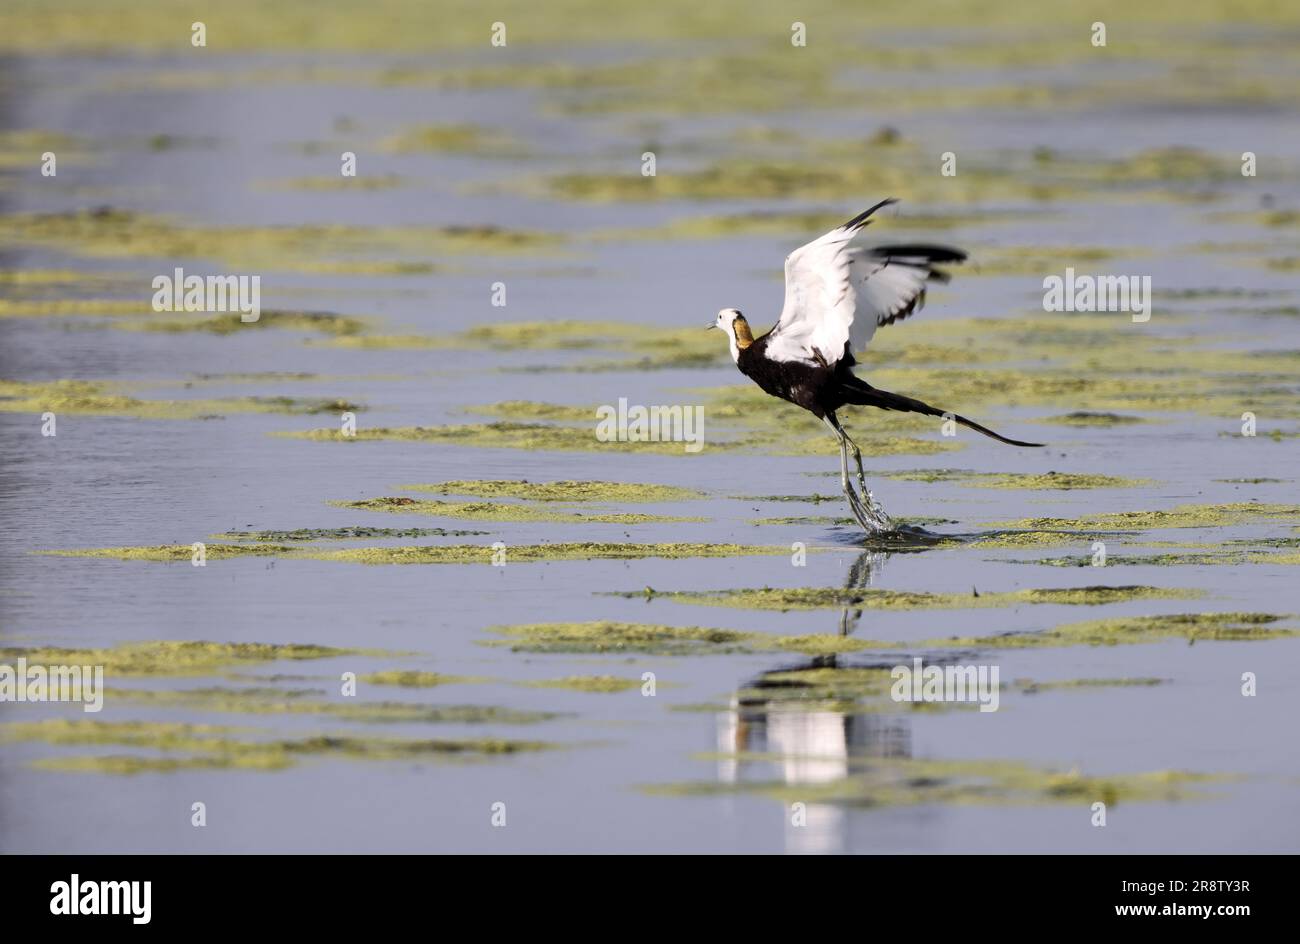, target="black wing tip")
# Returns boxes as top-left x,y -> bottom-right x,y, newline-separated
872,243 -> 968,265
841,198 -> 898,232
